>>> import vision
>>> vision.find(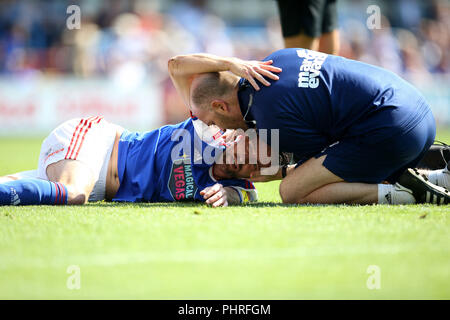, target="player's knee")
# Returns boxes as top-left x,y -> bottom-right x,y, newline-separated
279,179 -> 307,204
65,185 -> 89,205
